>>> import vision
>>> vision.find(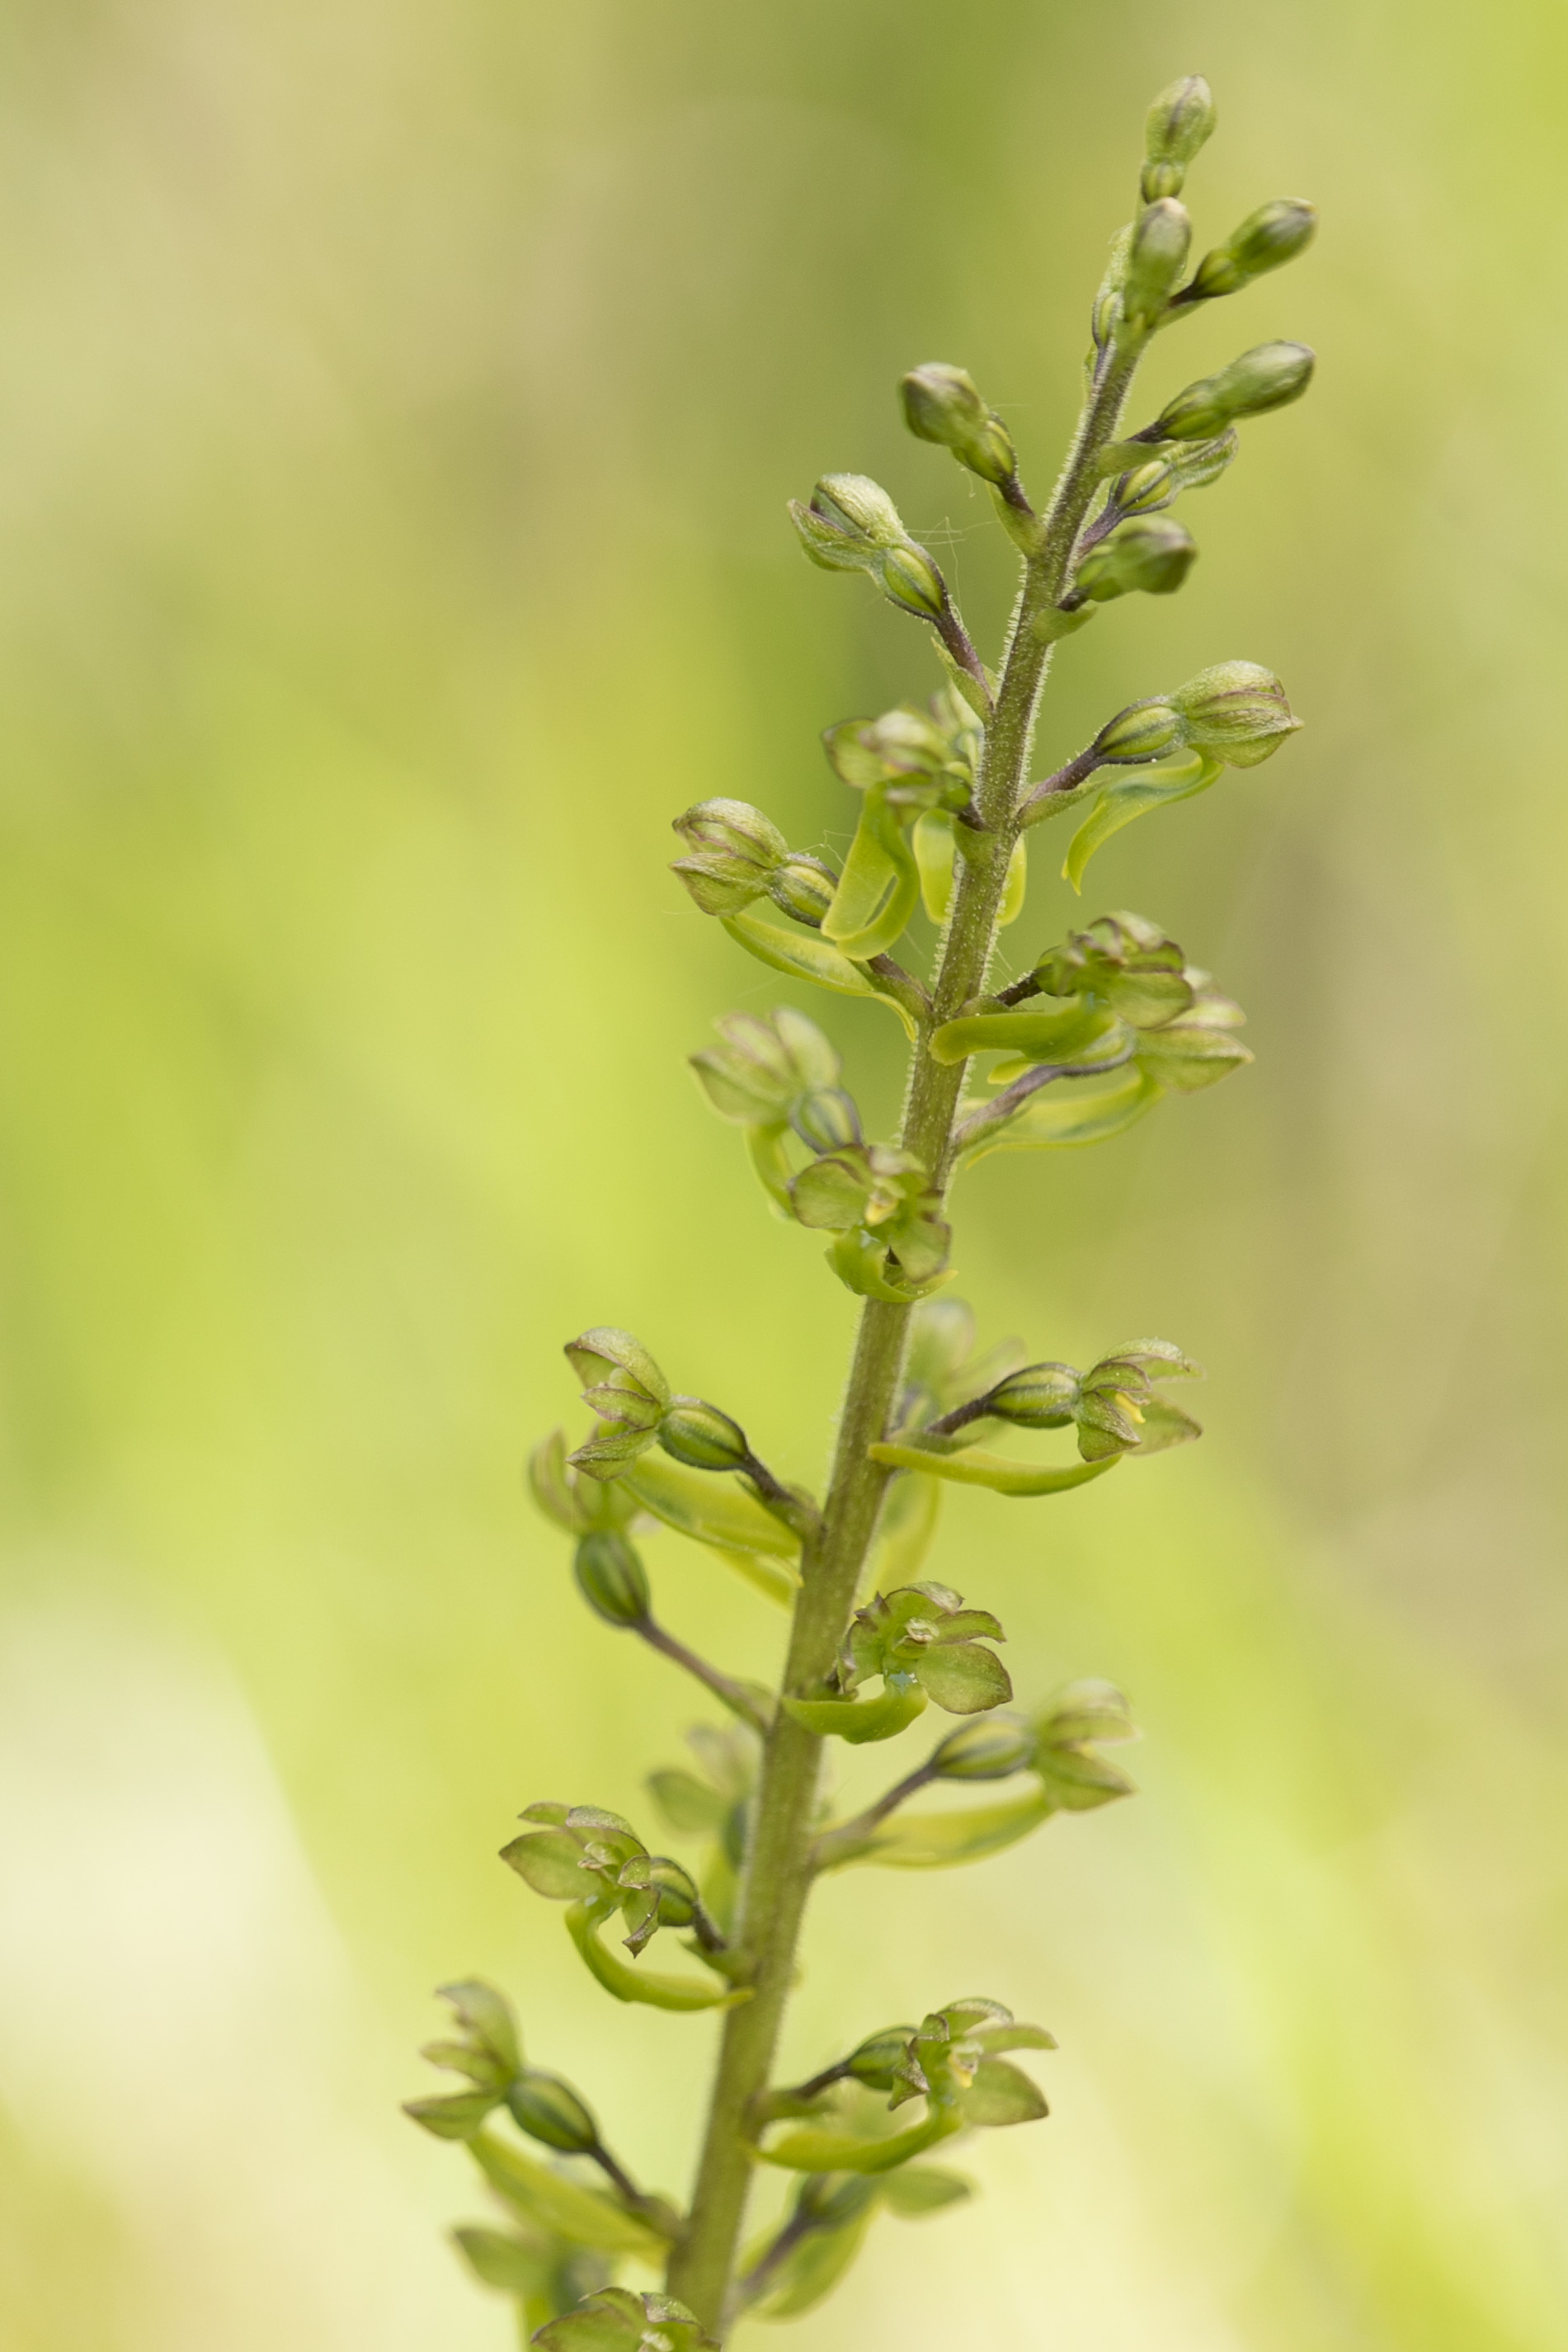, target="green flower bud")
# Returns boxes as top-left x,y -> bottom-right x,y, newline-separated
1114,431 -> 1237,518
565,1327 -> 669,1477
1090,699 -> 1184,763
1034,912 -> 1194,1029
823,703 -> 970,799
878,540 -> 947,621
670,798 -> 788,916
1121,199 -> 1192,326
789,1086 -> 863,1152
1150,341 -> 1316,441
659,1397 -> 753,1475
1039,1678 -> 1138,1747
506,2069 -> 600,2155
1073,515 -> 1197,603
900,362 -> 1018,487
573,1530 -> 652,1628
808,472 -> 906,549
769,854 -> 837,927
982,1362 -> 1081,1428
1189,199 -> 1318,300
843,2027 -> 917,2092
1170,660 -> 1300,766
930,1713 -> 1038,1779
690,1007 -> 842,1124
1141,73 -> 1216,202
